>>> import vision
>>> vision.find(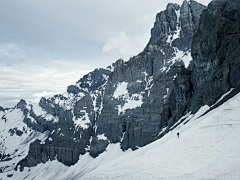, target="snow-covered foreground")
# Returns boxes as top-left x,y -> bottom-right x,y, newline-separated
3,91 -> 240,180
5,144 -> 132,180
81,92 -> 240,180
